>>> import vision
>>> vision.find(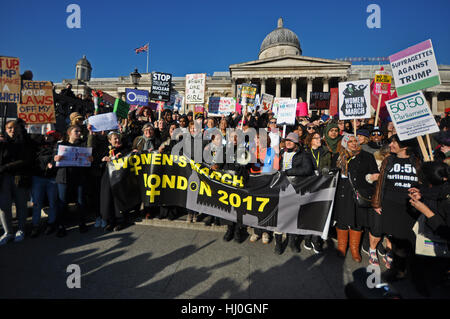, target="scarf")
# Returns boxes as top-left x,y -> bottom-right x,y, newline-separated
336,133 -> 361,177
323,122 -> 341,154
